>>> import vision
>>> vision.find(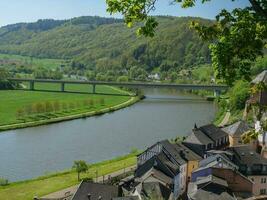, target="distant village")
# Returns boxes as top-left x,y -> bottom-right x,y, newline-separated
37,71 -> 267,200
